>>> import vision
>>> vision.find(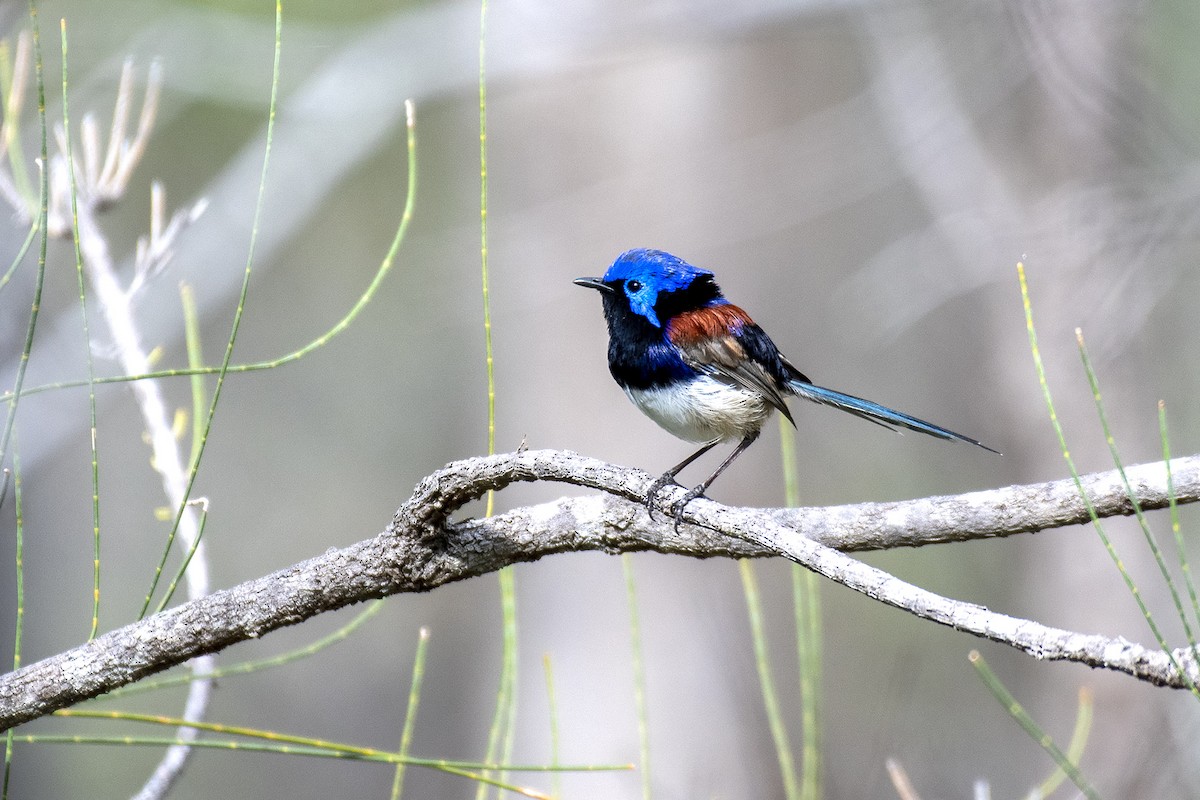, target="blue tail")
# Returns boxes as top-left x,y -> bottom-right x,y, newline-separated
786,380 -> 999,454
